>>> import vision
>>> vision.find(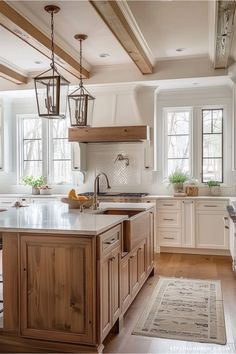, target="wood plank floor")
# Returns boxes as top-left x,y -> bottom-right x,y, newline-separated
0,253 -> 236,353
104,253 -> 236,354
